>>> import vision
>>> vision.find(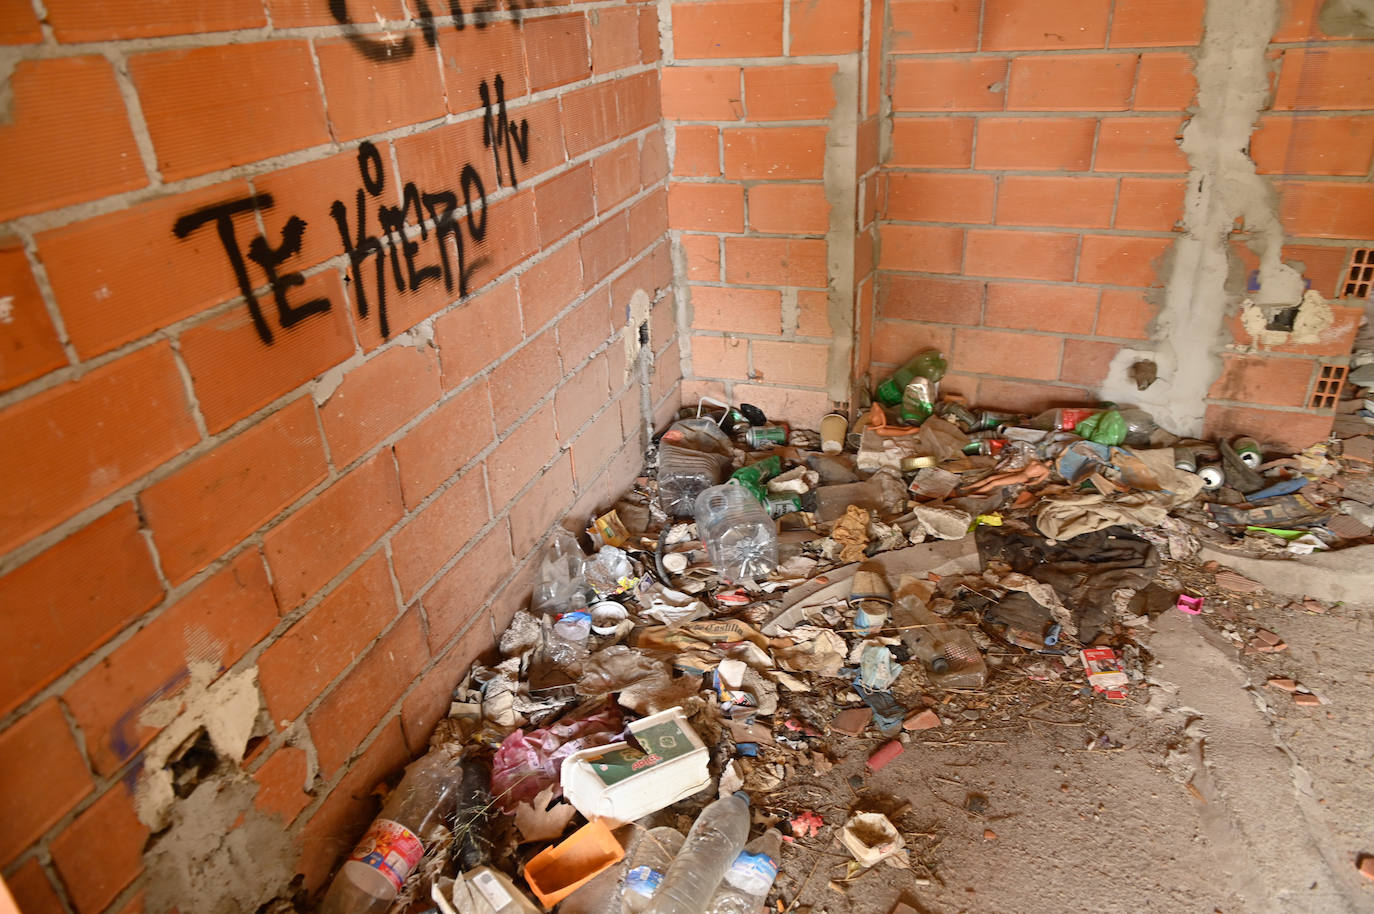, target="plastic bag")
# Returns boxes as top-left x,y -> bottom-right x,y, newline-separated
1075,409 -> 1128,446
531,530 -> 587,615
490,704 -> 624,810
